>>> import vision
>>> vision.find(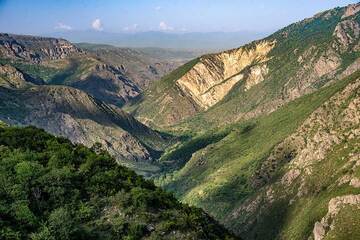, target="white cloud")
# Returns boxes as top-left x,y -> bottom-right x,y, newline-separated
54,22 -> 72,31
159,21 -> 174,31
155,6 -> 162,11
123,23 -> 139,32
91,18 -> 103,31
